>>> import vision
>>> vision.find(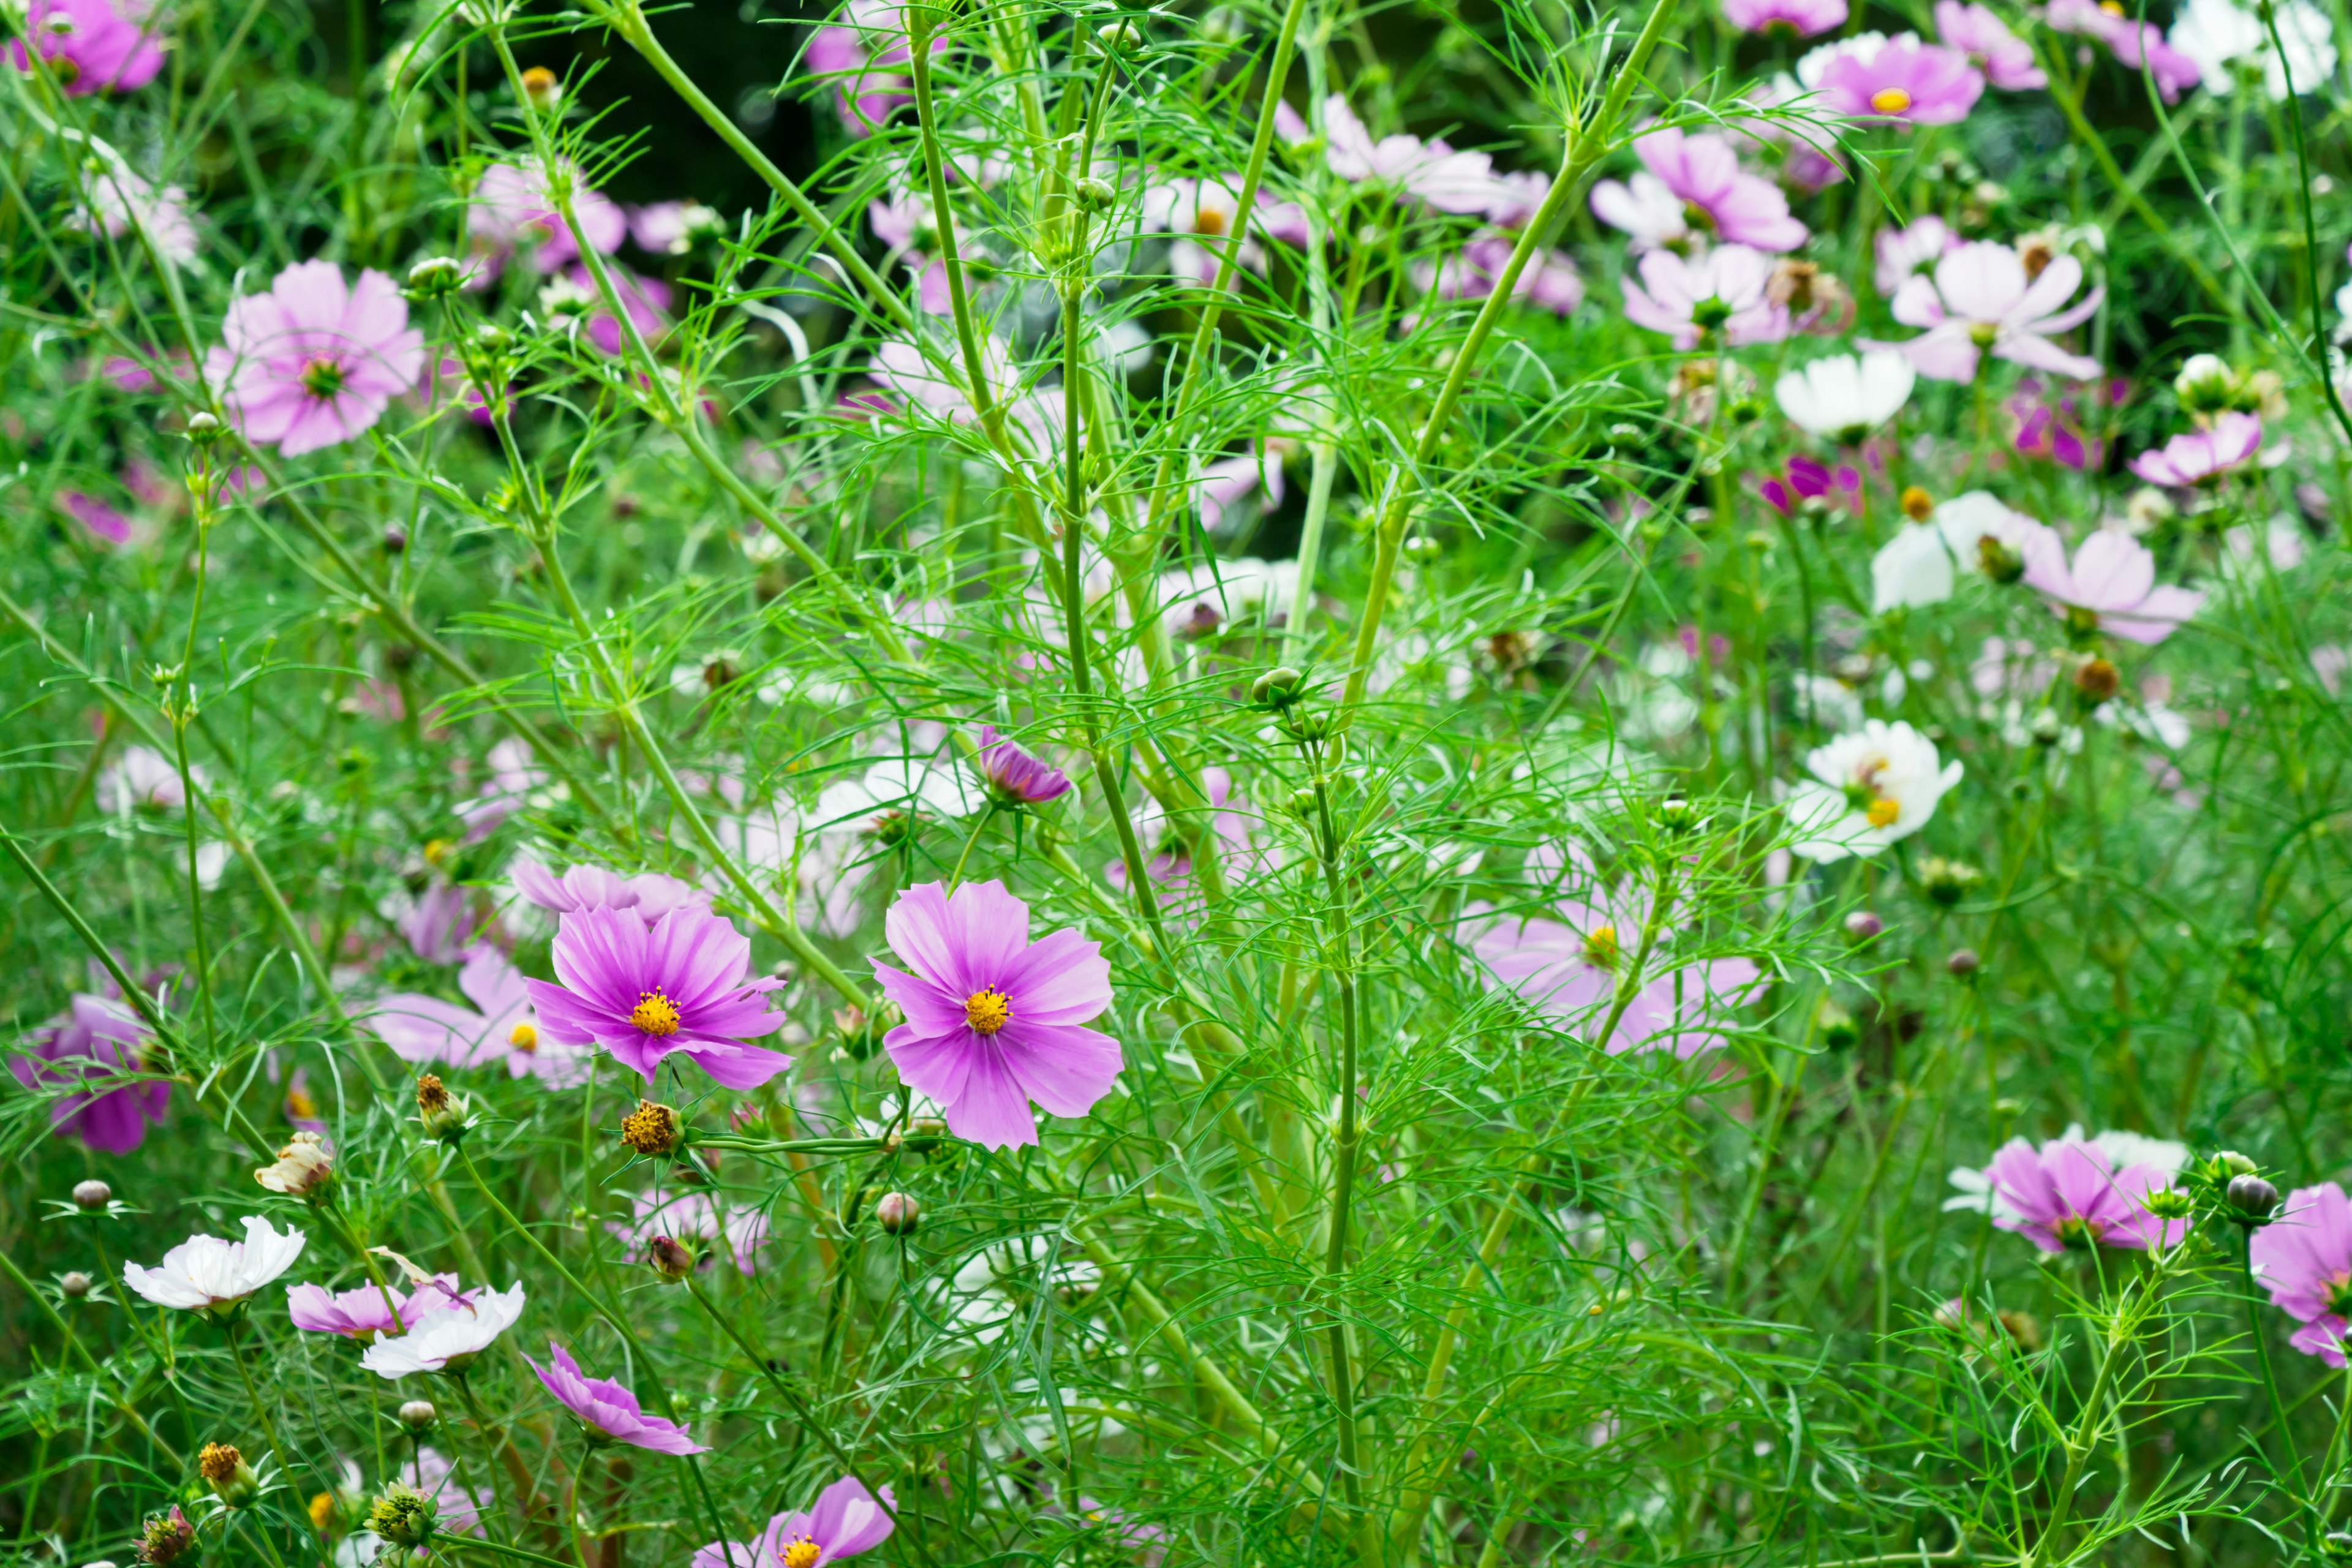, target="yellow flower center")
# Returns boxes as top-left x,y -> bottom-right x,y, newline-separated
780,1537 -> 821,1568
1583,924 -> 1619,970
1195,205 -> 1227,237
1865,797 -> 1901,829
965,987 -> 1012,1035
1869,87 -> 1913,115
509,1022 -> 538,1052
630,990 -> 682,1036
287,1085 -> 318,1118
309,1491 -> 338,1532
